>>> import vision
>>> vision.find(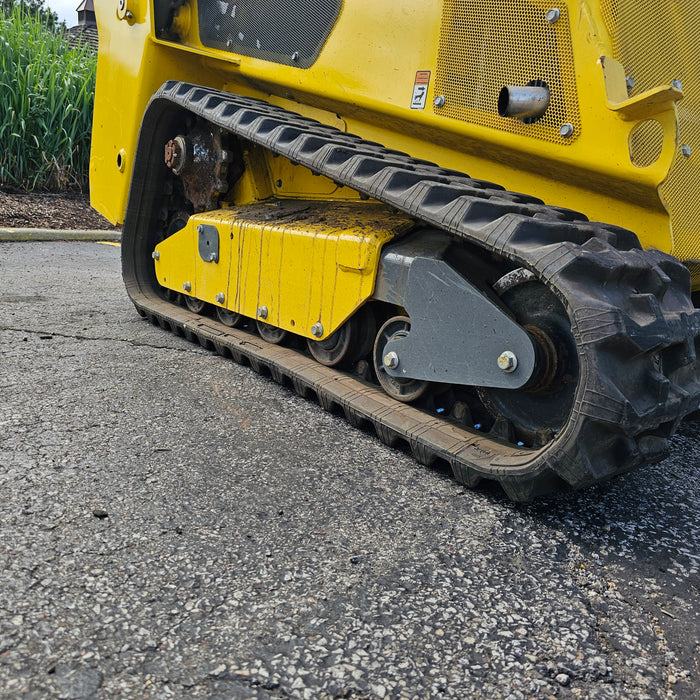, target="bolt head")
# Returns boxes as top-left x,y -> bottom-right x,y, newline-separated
215,292 -> 225,304
151,250 -> 160,260
257,306 -> 268,319
672,79 -> 683,91
546,7 -> 560,23
681,145 -> 692,158
559,122 -> 574,139
183,281 -> 192,293
311,322 -> 324,338
383,351 -> 399,370
497,351 -> 518,373
291,51 -> 300,62
434,95 -> 446,108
